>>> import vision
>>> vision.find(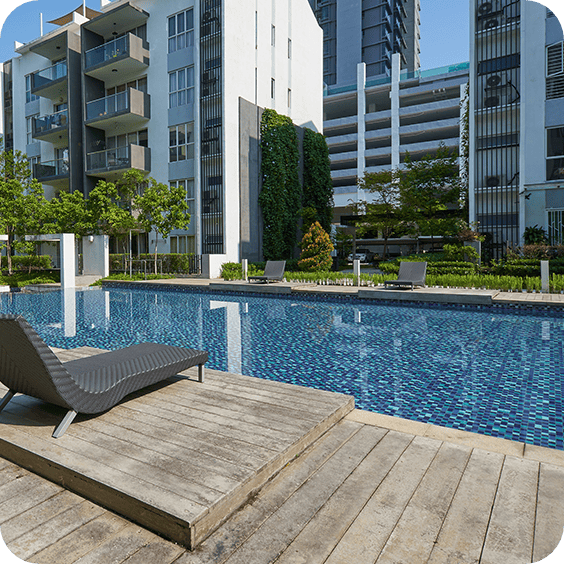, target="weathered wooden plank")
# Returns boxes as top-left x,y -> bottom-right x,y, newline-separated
86,406 -> 271,468
480,456 -> 539,564
65,523 -> 157,564
275,430 -> 415,564
533,463 -> 564,562
426,449 -> 505,564
69,422 -> 252,493
174,420 -> 363,564
0,464 -> 28,488
147,385 -> 315,436
0,473 -> 62,526
220,425 -> 388,564
117,540 -> 185,564
6,499 -> 105,561
31,512 -> 130,564
375,442 -> 472,564
323,435 -> 442,564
